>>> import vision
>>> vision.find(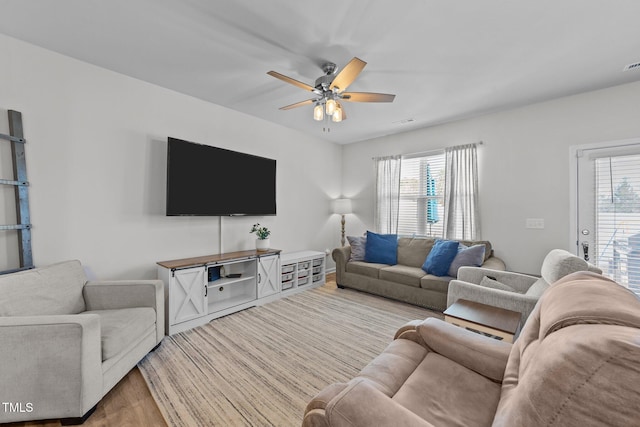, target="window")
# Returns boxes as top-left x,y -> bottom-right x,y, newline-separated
398,152 -> 445,237
594,153 -> 640,295
375,144 -> 479,239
